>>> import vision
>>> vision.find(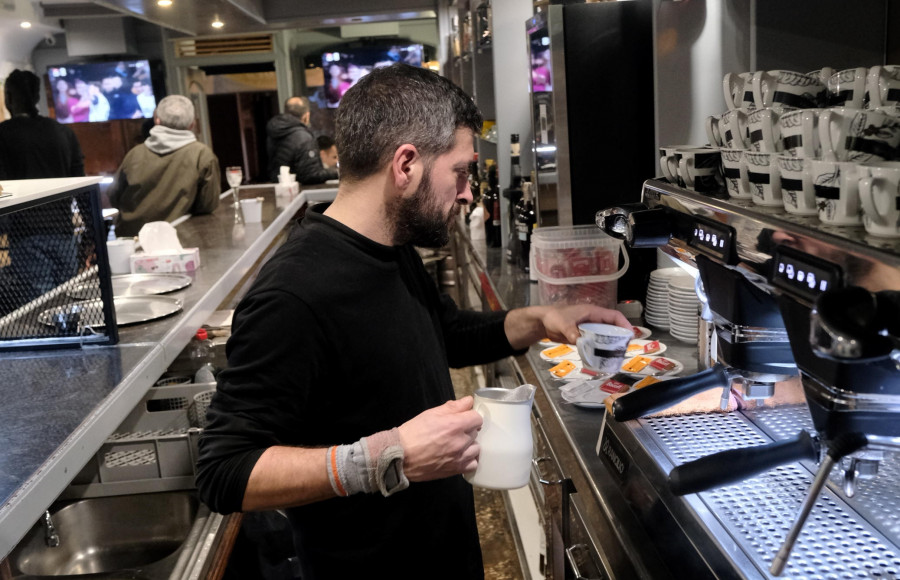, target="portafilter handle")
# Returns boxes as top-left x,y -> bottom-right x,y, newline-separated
770,432 -> 868,576
668,430 -> 819,496
611,363 -> 732,422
